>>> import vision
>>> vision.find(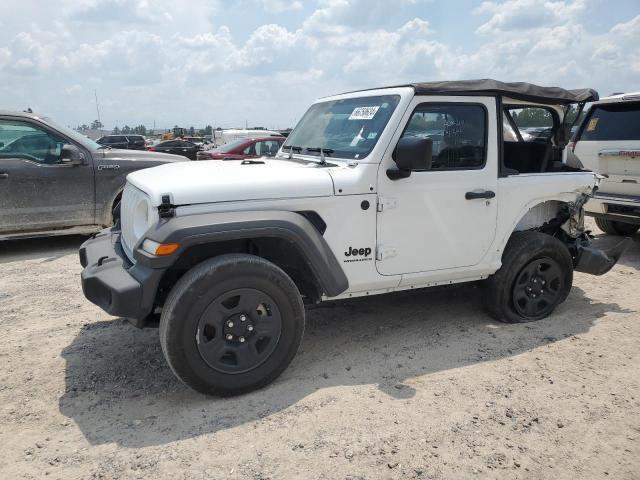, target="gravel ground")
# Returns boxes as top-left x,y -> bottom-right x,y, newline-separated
0,220 -> 638,480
